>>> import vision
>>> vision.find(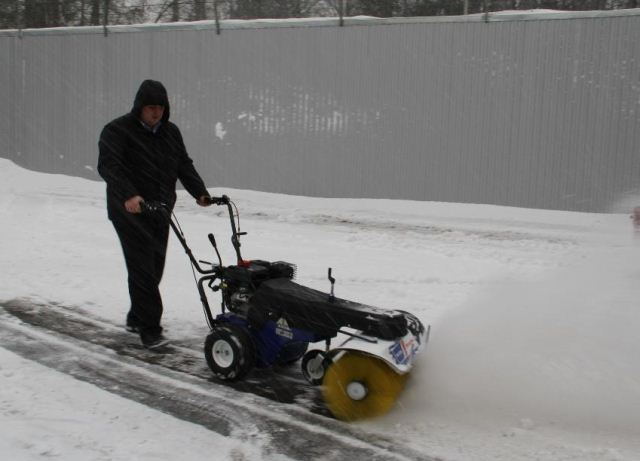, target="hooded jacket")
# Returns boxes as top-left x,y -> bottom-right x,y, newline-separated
98,80 -> 209,220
